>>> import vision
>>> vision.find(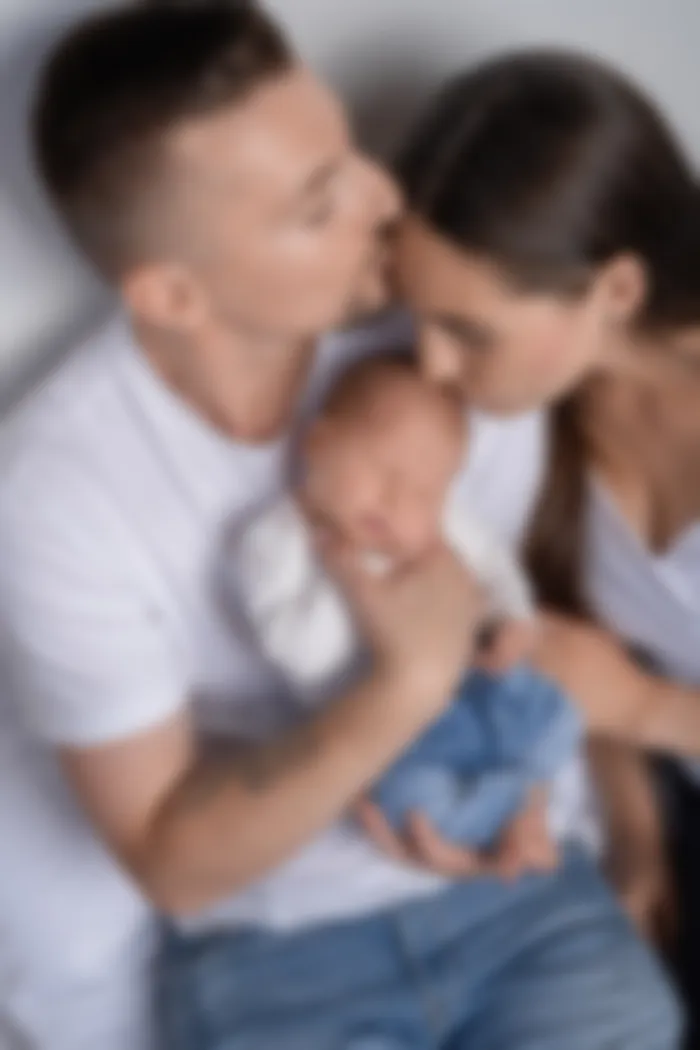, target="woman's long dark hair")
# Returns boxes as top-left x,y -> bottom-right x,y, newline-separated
397,50 -> 700,615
